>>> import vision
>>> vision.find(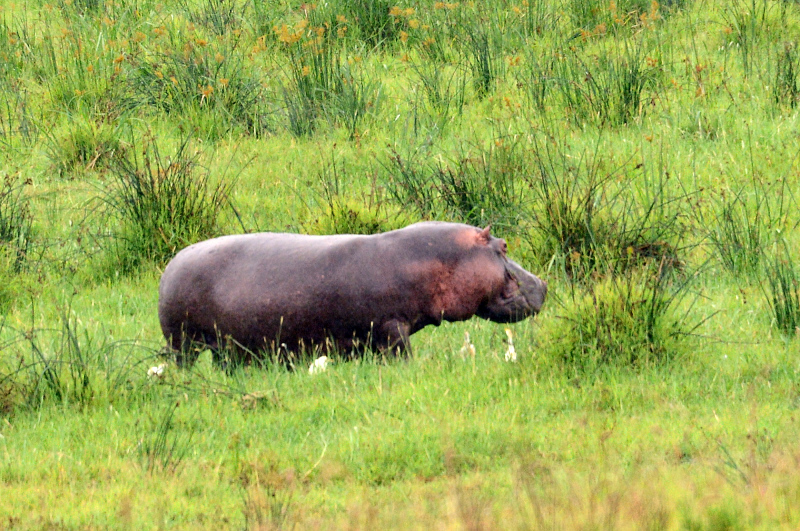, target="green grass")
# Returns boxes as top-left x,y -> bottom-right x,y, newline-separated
1,0 -> 800,528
